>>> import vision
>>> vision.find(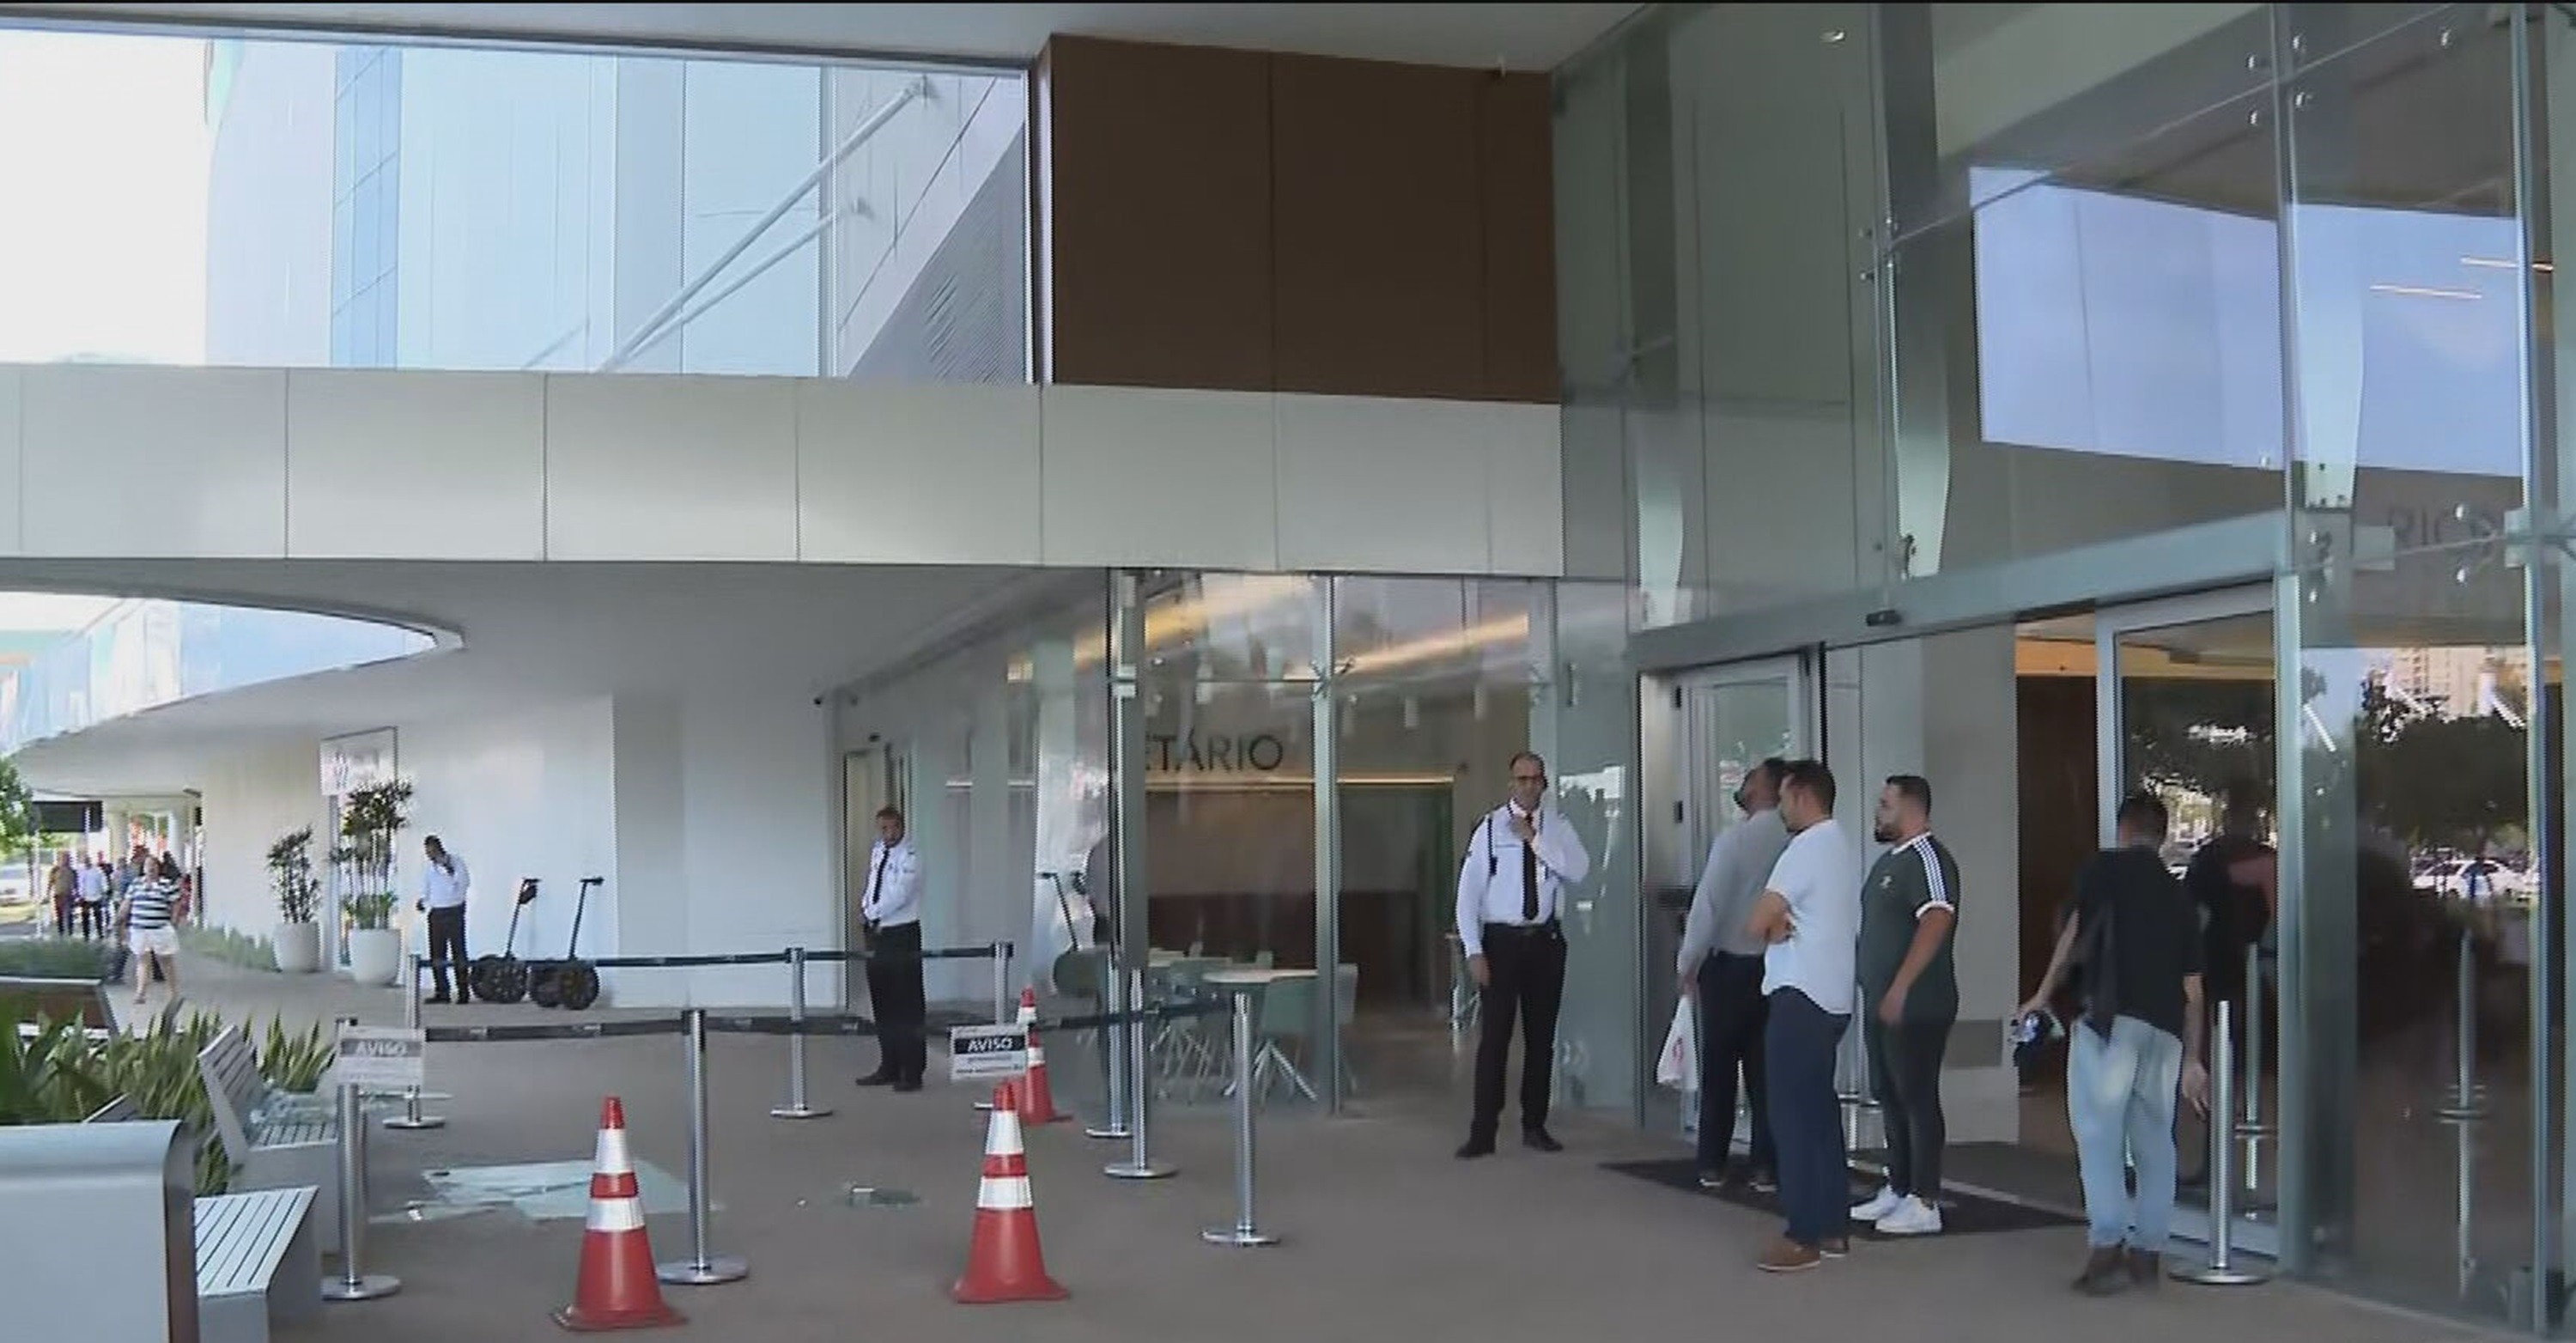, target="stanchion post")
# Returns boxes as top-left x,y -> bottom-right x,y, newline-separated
324,1018 -> 400,1302
2235,944 -> 2273,1206
1087,952 -> 1133,1141
1106,968 -> 1175,1181
659,1008 -> 749,1286
991,939 -> 1012,1024
771,946 -> 832,1121
2172,1000 -> 2269,1286
2437,927 -> 2488,1121
385,955 -> 445,1131
1201,988 -> 1278,1247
